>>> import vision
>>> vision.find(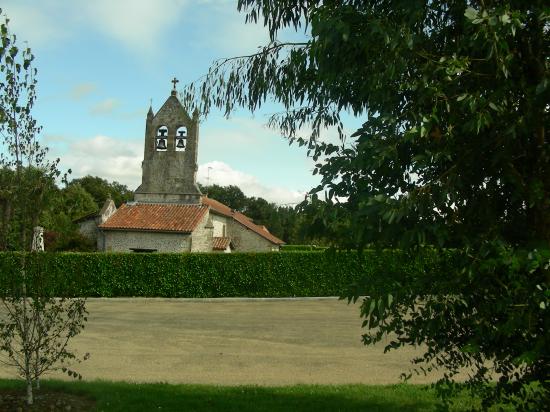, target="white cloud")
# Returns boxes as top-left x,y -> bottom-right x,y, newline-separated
70,83 -> 97,100
0,1 -> 69,48
90,99 -> 120,115
1,0 -> 189,55
188,0 -> 308,56
200,116 -> 273,151
84,0 -> 189,54
60,135 -> 142,186
209,18 -> 269,56
1,0 -> 301,59
197,161 -> 306,205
